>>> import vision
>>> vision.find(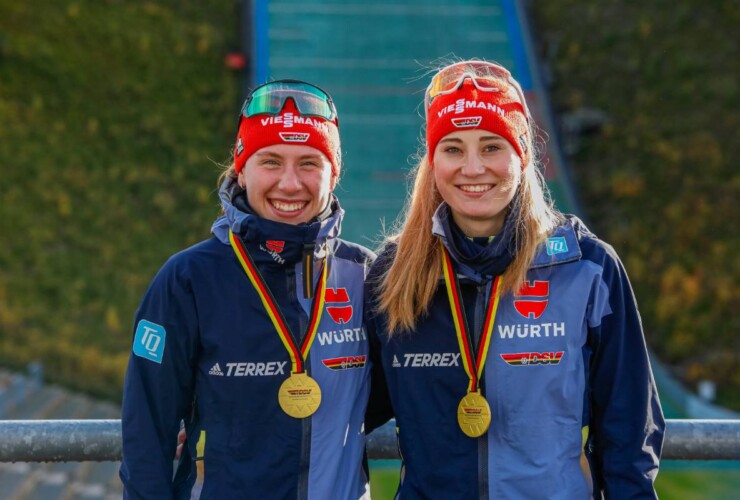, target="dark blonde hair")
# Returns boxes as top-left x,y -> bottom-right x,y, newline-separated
217,163 -> 237,189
